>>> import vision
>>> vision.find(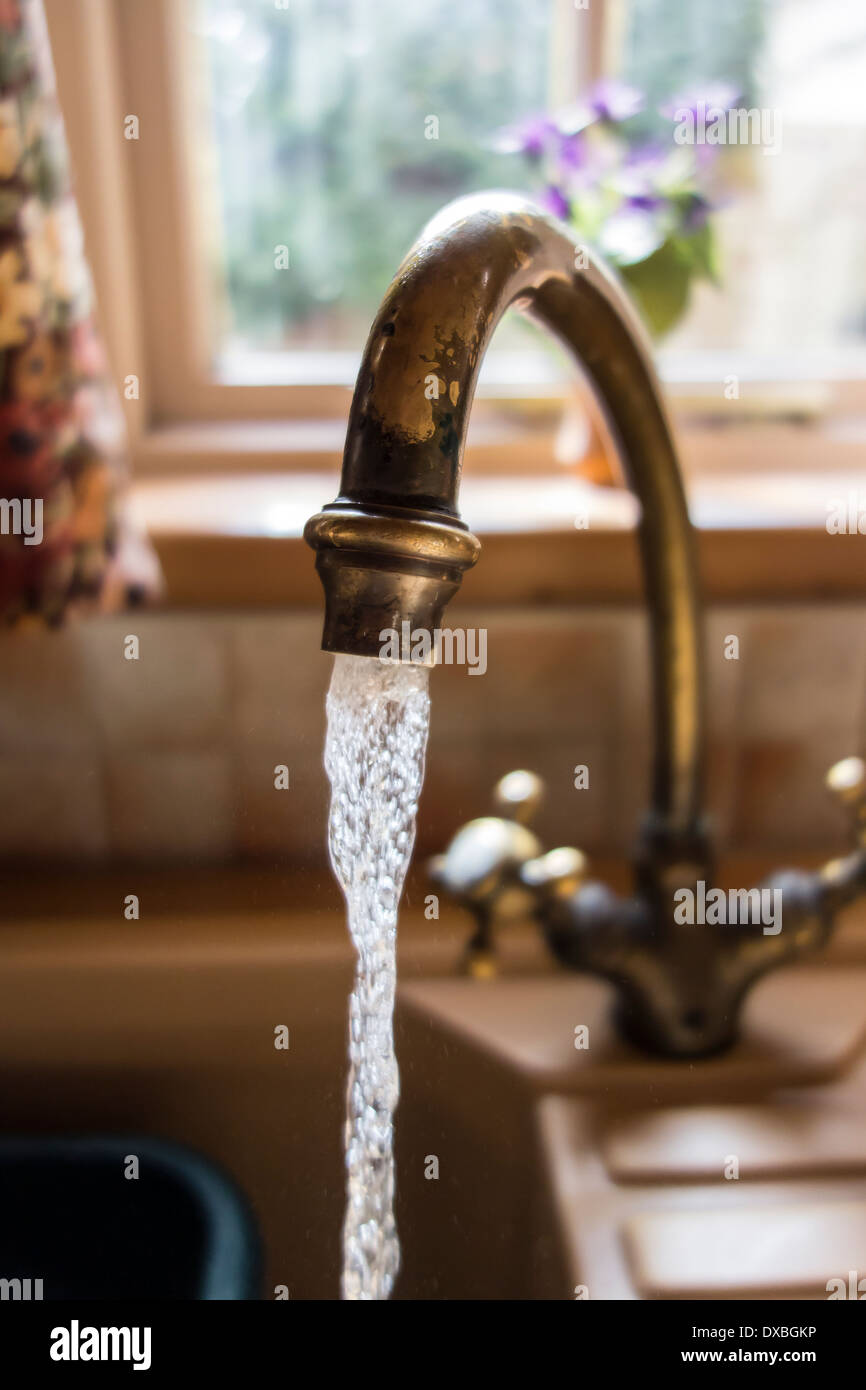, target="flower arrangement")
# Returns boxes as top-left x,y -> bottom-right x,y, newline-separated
495,79 -> 738,339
